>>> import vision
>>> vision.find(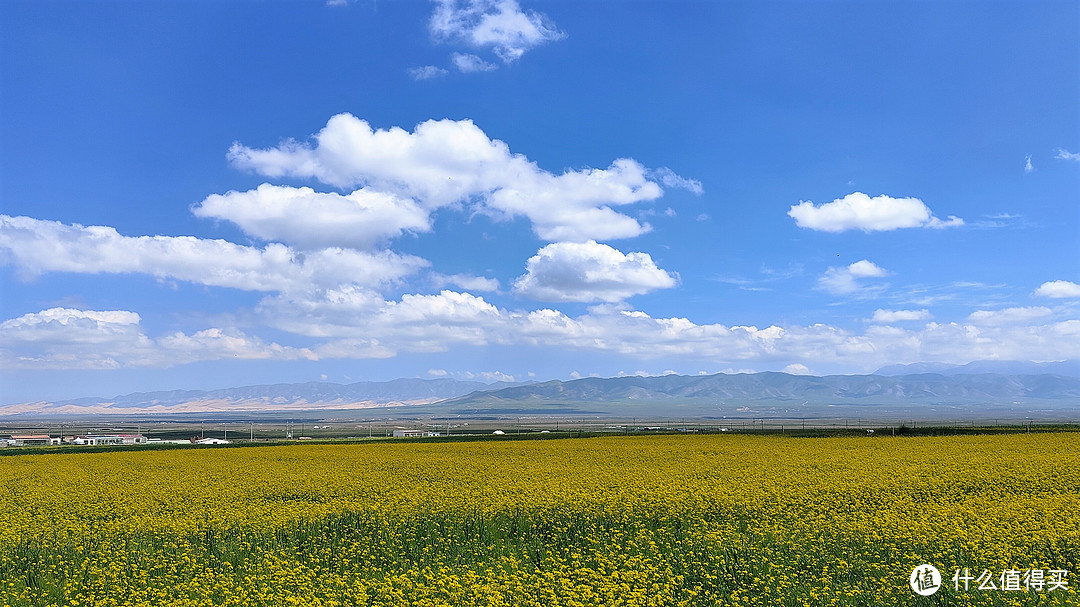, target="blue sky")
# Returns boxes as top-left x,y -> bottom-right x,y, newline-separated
2,0 -> 1078,403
